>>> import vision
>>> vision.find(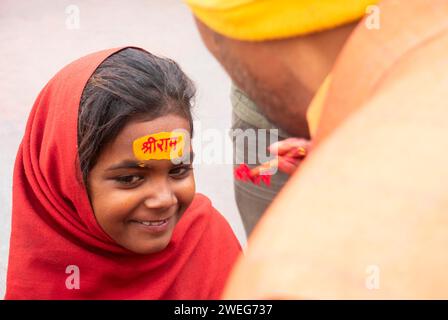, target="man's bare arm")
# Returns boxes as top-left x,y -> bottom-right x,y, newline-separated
223,33 -> 448,299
